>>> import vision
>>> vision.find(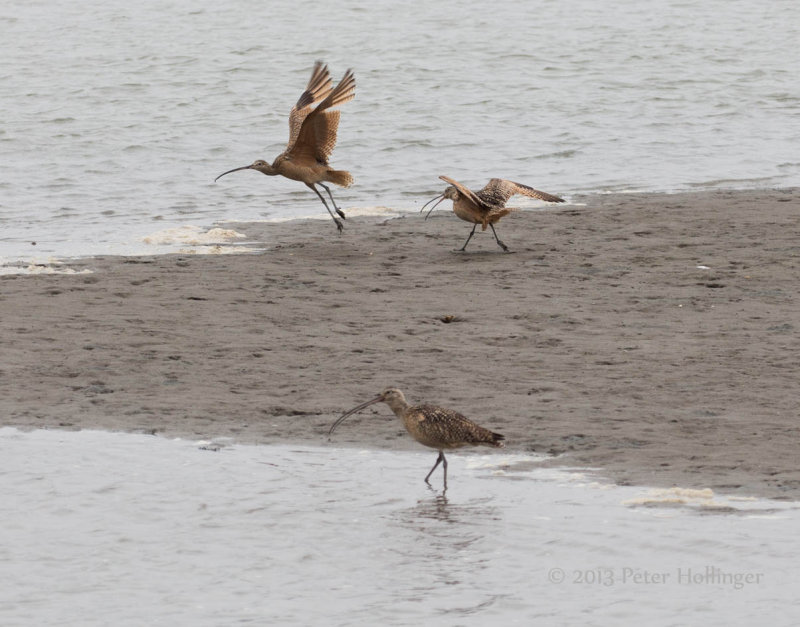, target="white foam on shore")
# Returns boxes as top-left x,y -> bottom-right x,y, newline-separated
0,258 -> 94,276
1,227 -> 257,273
142,225 -> 247,246
623,487 -> 796,516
